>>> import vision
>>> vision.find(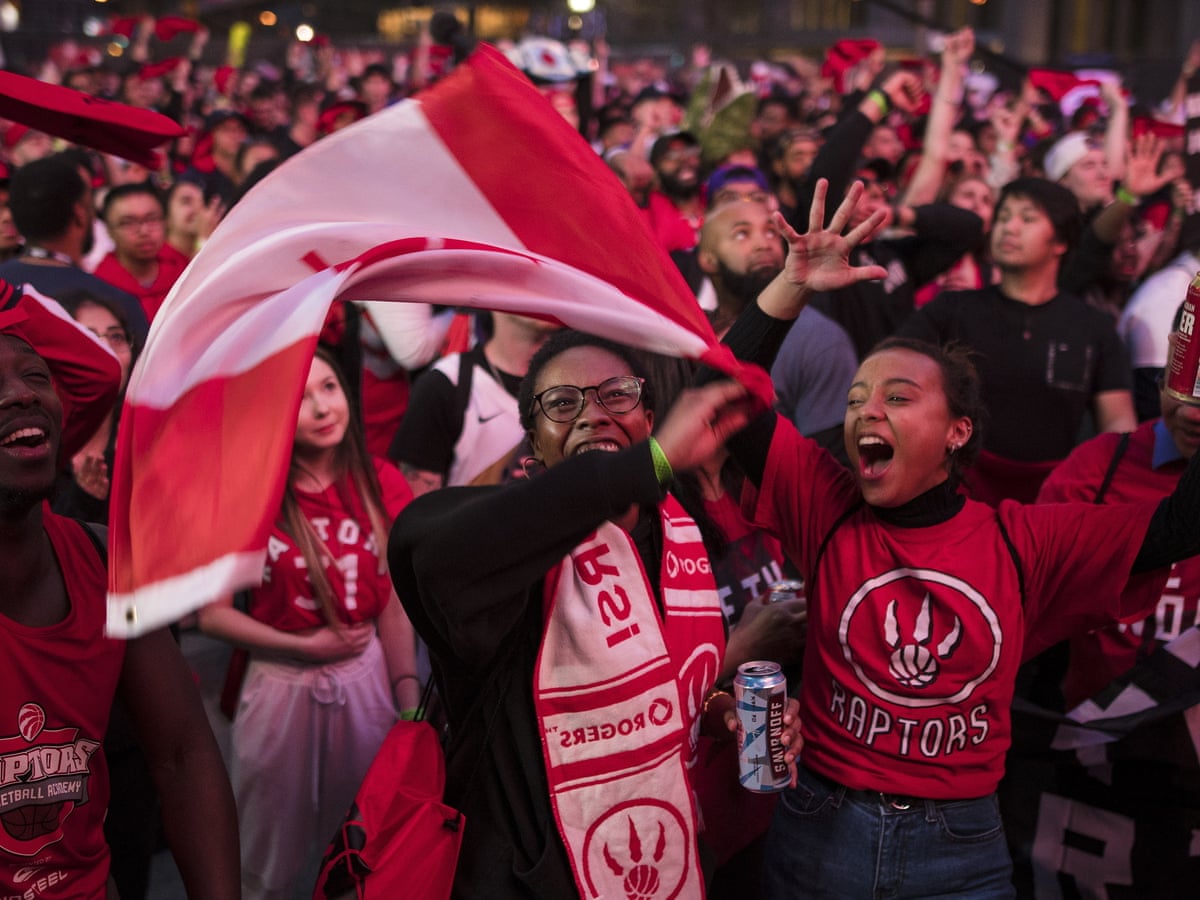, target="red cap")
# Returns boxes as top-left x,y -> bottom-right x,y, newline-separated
1027,69 -> 1100,102
138,58 -> 183,81
154,16 -> 202,42
821,39 -> 880,94
318,100 -> 367,136
1132,116 -> 1186,140
2,122 -> 29,151
0,284 -> 123,462
214,66 -> 237,97
109,16 -> 140,39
